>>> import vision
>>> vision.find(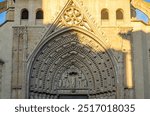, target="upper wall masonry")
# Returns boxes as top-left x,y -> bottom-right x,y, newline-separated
13,0 -> 131,26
